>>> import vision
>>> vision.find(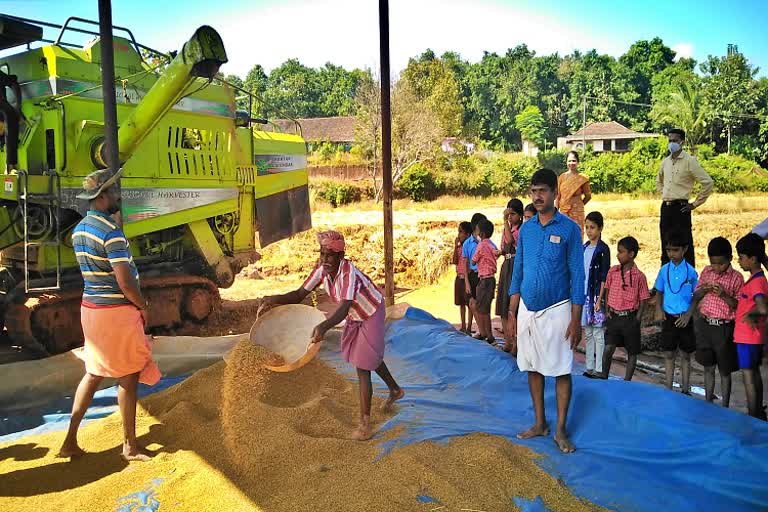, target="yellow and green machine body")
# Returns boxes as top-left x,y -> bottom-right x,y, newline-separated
0,16 -> 311,354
